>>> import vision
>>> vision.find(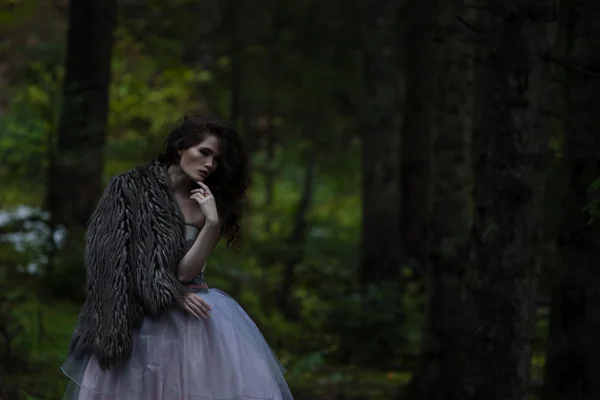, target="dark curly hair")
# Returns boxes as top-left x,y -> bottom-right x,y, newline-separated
157,114 -> 248,247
